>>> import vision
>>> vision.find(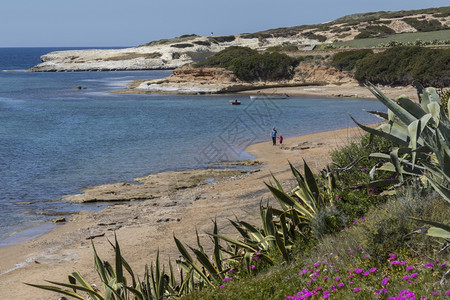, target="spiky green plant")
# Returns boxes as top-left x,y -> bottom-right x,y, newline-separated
351,82 -> 450,240
26,234 -> 178,300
